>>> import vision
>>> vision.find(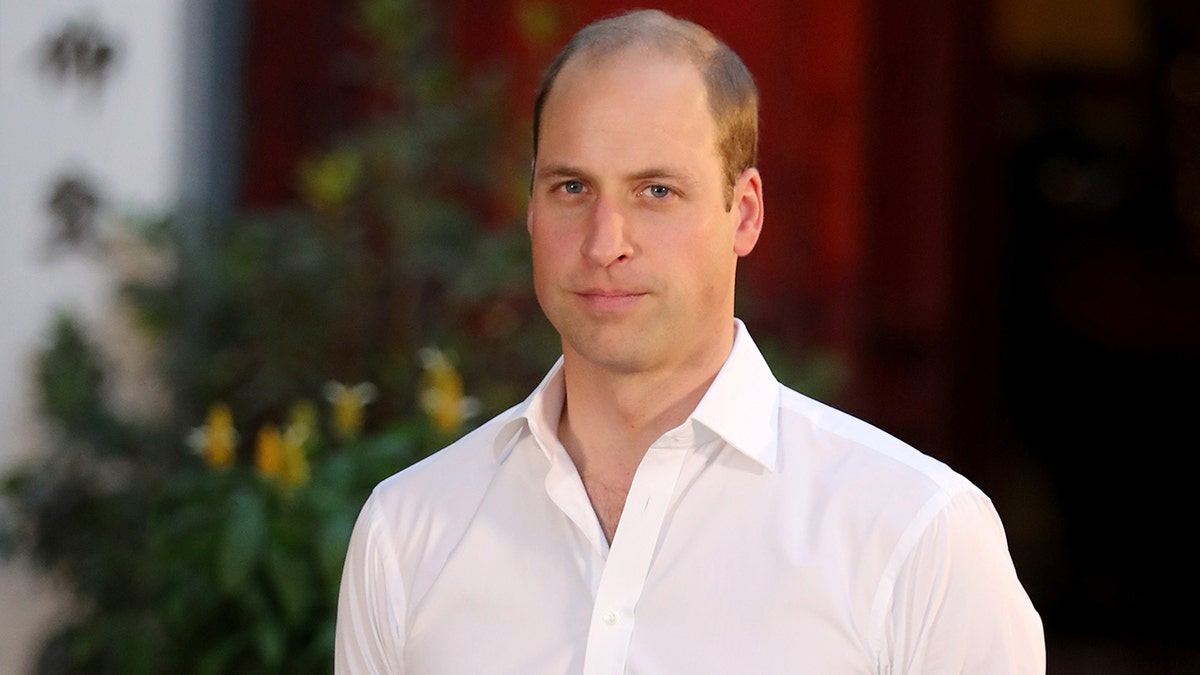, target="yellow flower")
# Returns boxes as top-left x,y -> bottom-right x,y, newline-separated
297,149 -> 362,213
285,399 -> 318,449
188,403 -> 238,469
255,424 -> 284,478
325,381 -> 377,442
418,348 -> 480,434
256,422 -> 310,489
279,432 -> 310,488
